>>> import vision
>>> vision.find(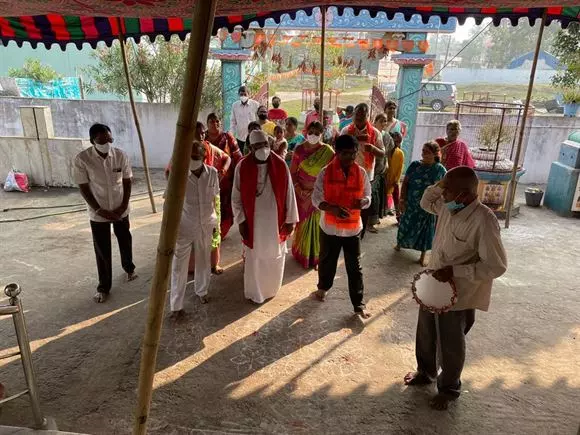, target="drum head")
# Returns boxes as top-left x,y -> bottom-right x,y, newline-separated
412,270 -> 457,313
